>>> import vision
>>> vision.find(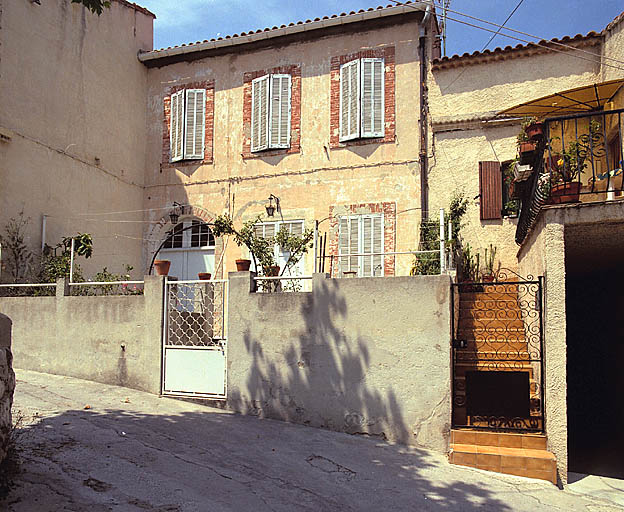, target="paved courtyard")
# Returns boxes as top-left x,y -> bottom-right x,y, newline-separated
1,369 -> 622,511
